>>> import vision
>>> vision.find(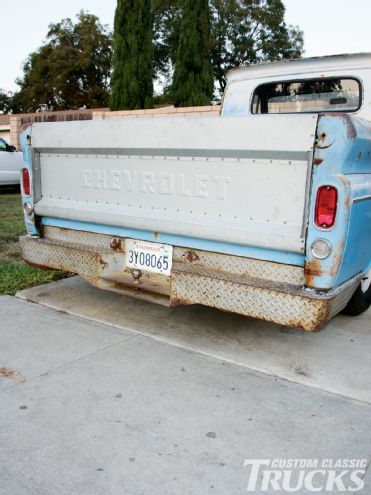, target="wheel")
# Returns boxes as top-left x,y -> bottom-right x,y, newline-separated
343,276 -> 371,316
